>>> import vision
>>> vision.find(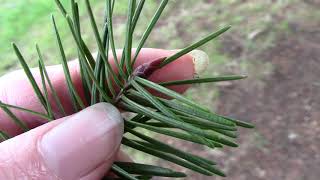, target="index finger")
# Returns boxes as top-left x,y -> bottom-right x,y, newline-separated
0,48 -> 208,136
